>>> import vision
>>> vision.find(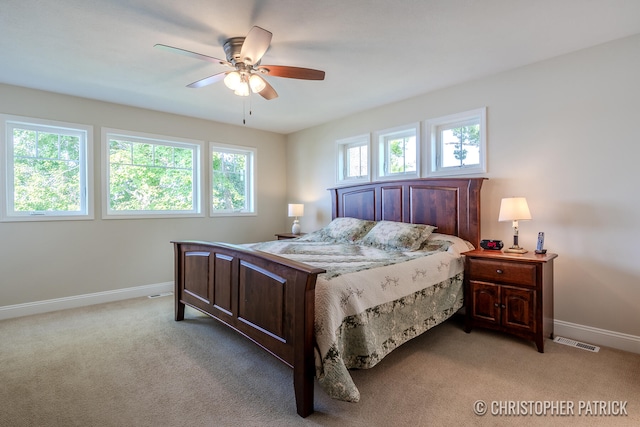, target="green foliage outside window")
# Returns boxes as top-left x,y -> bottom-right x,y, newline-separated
212,150 -> 248,212
10,124 -> 250,216
108,139 -> 194,211
12,129 -> 82,212
388,136 -> 416,174
446,125 -> 480,166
